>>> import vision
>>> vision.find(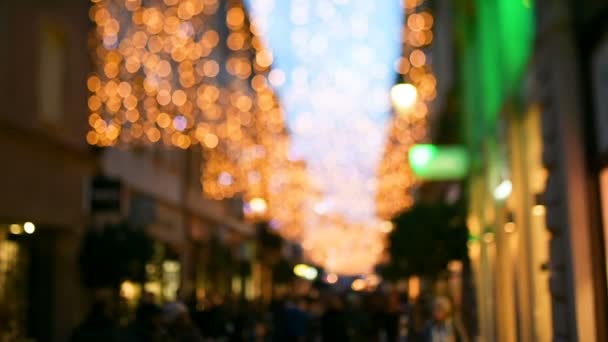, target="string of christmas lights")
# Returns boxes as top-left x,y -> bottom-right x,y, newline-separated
87,0 -> 437,276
